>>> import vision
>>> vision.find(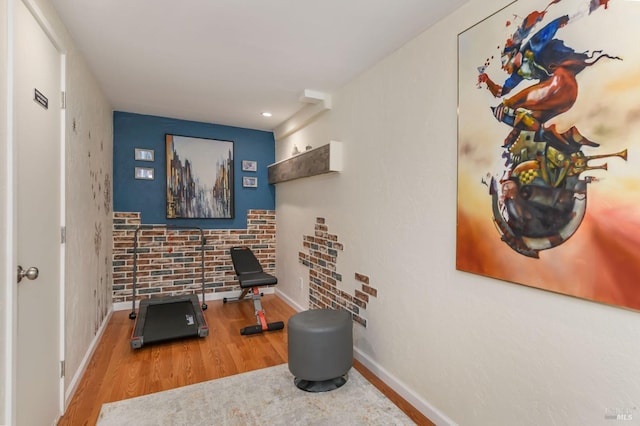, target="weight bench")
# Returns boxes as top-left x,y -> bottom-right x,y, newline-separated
224,246 -> 285,335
